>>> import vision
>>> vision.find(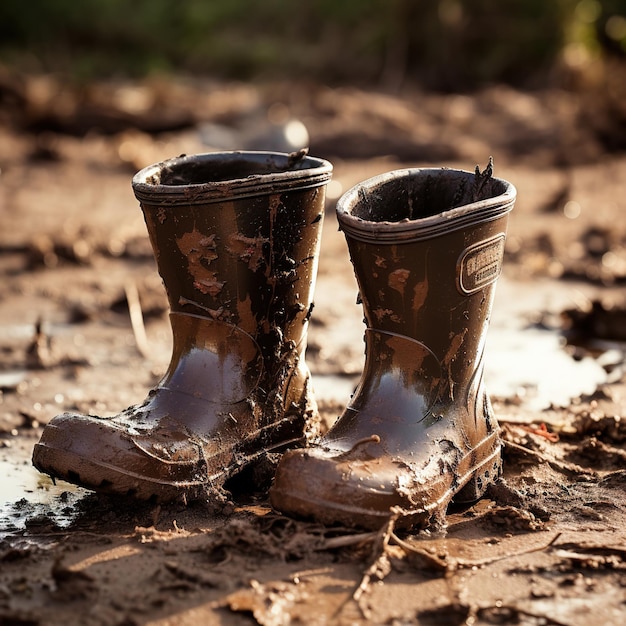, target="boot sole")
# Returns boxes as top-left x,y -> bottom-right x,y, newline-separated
33,442 -> 202,501
32,419 -> 306,502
